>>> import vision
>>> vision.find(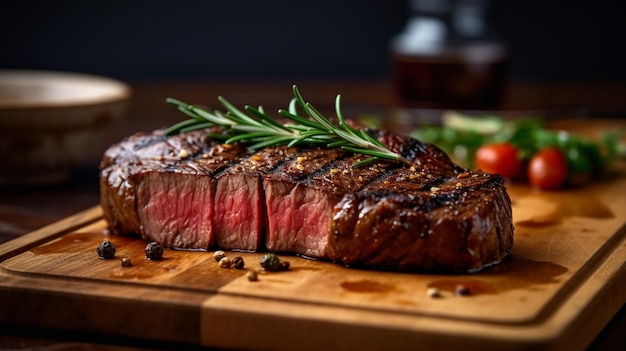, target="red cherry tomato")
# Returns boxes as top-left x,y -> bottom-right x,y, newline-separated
474,143 -> 523,178
527,147 -> 568,190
